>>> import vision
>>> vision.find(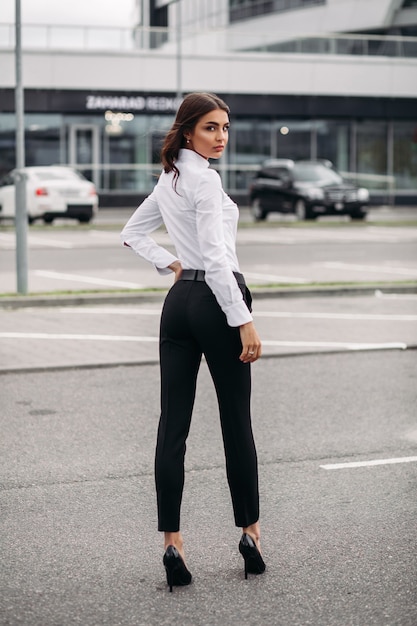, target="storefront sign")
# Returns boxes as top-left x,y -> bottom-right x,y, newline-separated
86,95 -> 182,112
1,88 -> 416,119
